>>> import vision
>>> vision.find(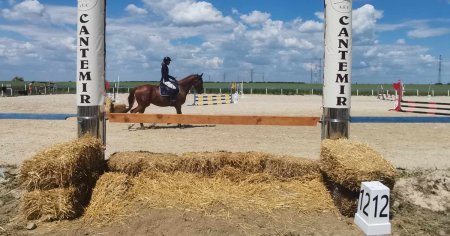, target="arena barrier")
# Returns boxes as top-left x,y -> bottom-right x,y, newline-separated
108,113 -> 320,126
193,94 -> 233,106
350,116 -> 450,123
391,81 -> 450,116
0,113 -> 76,120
